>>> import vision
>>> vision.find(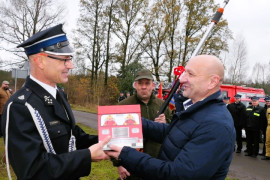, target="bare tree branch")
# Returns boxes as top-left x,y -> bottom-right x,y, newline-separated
0,0 -> 65,69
